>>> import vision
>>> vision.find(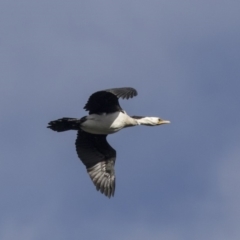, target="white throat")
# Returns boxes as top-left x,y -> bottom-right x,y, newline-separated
134,117 -> 160,126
